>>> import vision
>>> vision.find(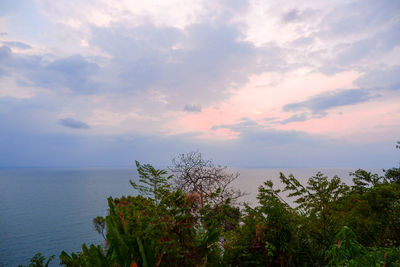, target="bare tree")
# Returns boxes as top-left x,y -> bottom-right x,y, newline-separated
169,151 -> 244,206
